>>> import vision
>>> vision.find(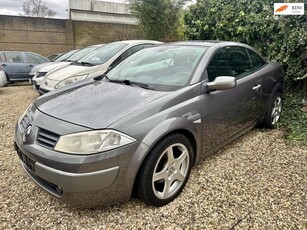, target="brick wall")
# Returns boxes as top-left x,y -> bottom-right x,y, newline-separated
0,15 -> 139,57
